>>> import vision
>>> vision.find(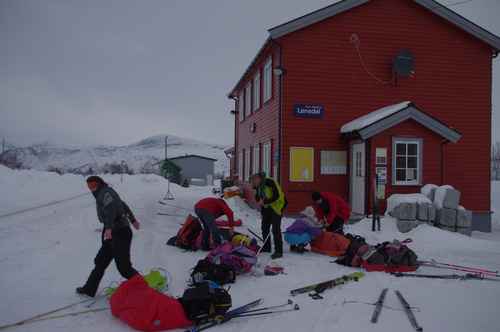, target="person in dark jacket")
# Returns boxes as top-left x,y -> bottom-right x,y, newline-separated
77,176 -> 140,297
194,197 -> 234,250
251,173 -> 286,259
311,191 -> 351,234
